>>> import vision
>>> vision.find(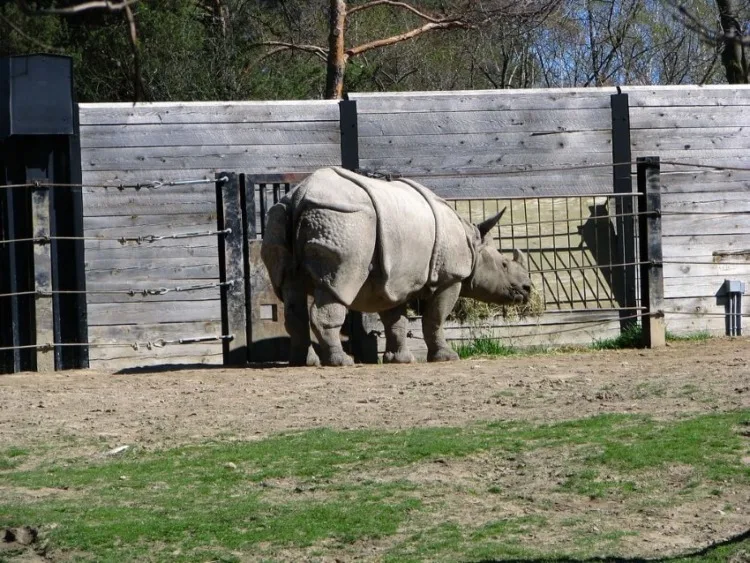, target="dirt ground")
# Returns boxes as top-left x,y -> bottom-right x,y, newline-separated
1,337 -> 749,560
